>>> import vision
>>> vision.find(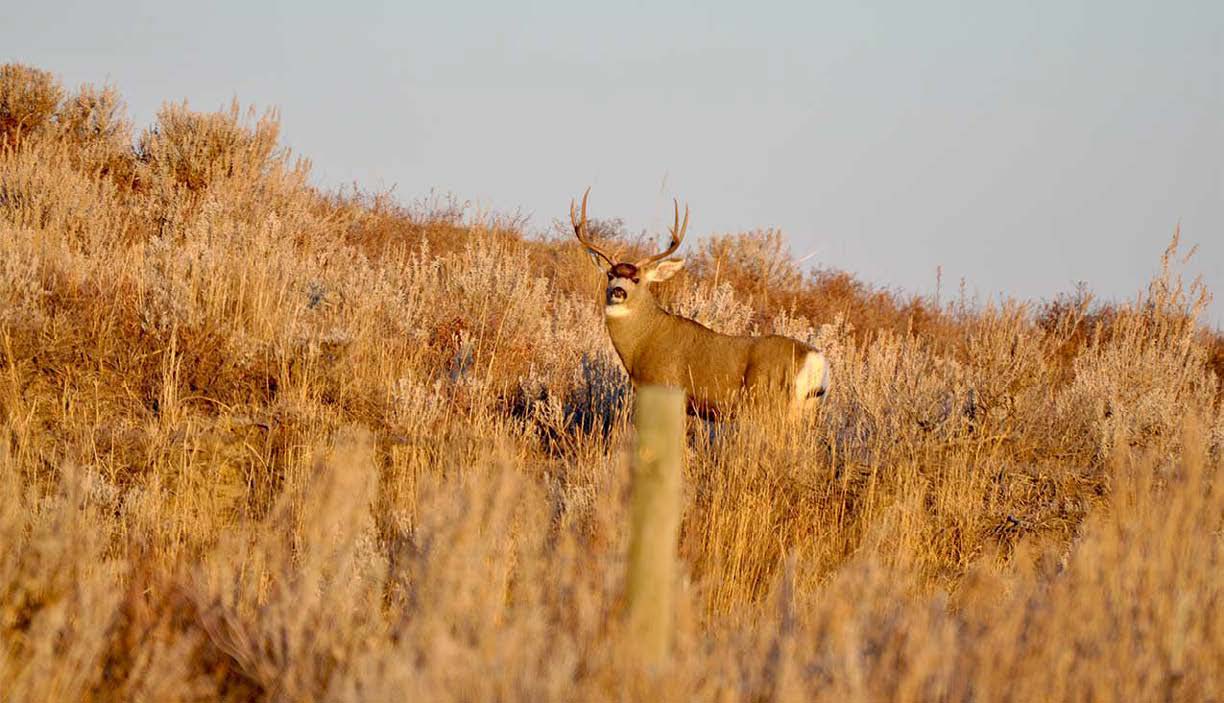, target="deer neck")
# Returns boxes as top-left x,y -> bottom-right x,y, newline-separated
604,297 -> 668,375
